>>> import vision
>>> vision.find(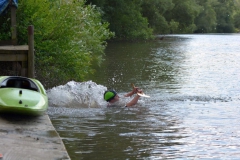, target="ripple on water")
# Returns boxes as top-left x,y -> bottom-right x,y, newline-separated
48,34 -> 240,160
